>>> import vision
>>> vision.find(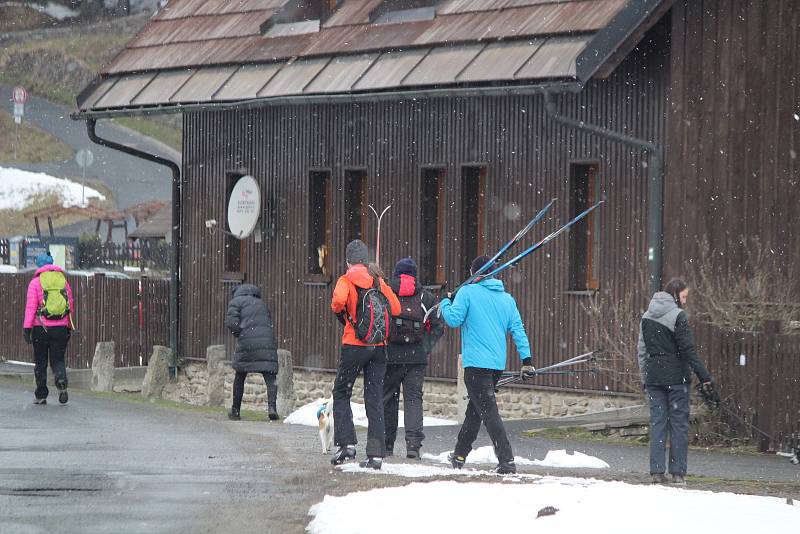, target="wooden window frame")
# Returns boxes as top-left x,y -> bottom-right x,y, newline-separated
306,168 -> 333,283
568,161 -> 599,291
222,172 -> 246,280
343,168 -> 368,244
420,165 -> 446,286
460,165 -> 487,281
